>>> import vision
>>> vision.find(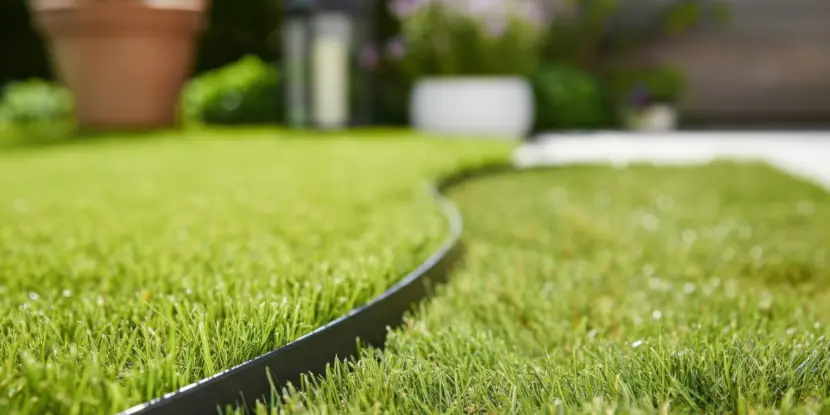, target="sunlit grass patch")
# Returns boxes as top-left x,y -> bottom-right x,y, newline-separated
281,162 -> 830,414
0,131 -> 511,414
